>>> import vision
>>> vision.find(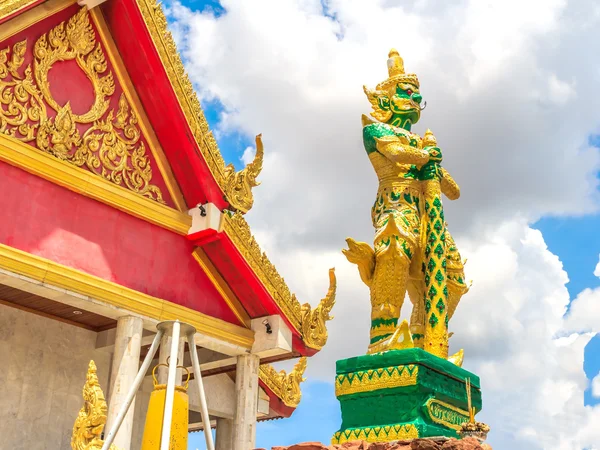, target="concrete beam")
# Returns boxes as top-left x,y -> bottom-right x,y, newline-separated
0,268 -> 251,356
250,315 -> 292,358
95,328 -> 156,351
